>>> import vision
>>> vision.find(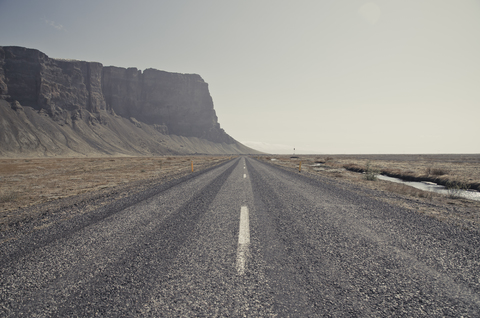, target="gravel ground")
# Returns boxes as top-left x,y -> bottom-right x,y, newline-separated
259,155 -> 480,233
247,158 -> 480,316
1,156 -> 479,316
